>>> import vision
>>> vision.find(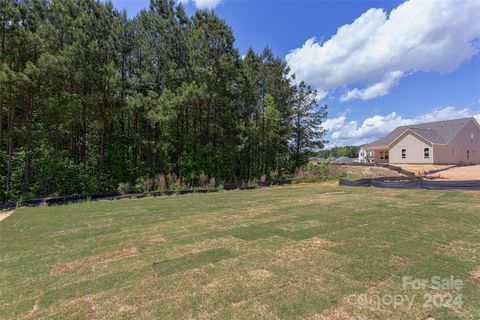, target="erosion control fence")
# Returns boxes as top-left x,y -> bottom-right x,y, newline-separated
0,180 -> 292,212
340,177 -> 480,190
